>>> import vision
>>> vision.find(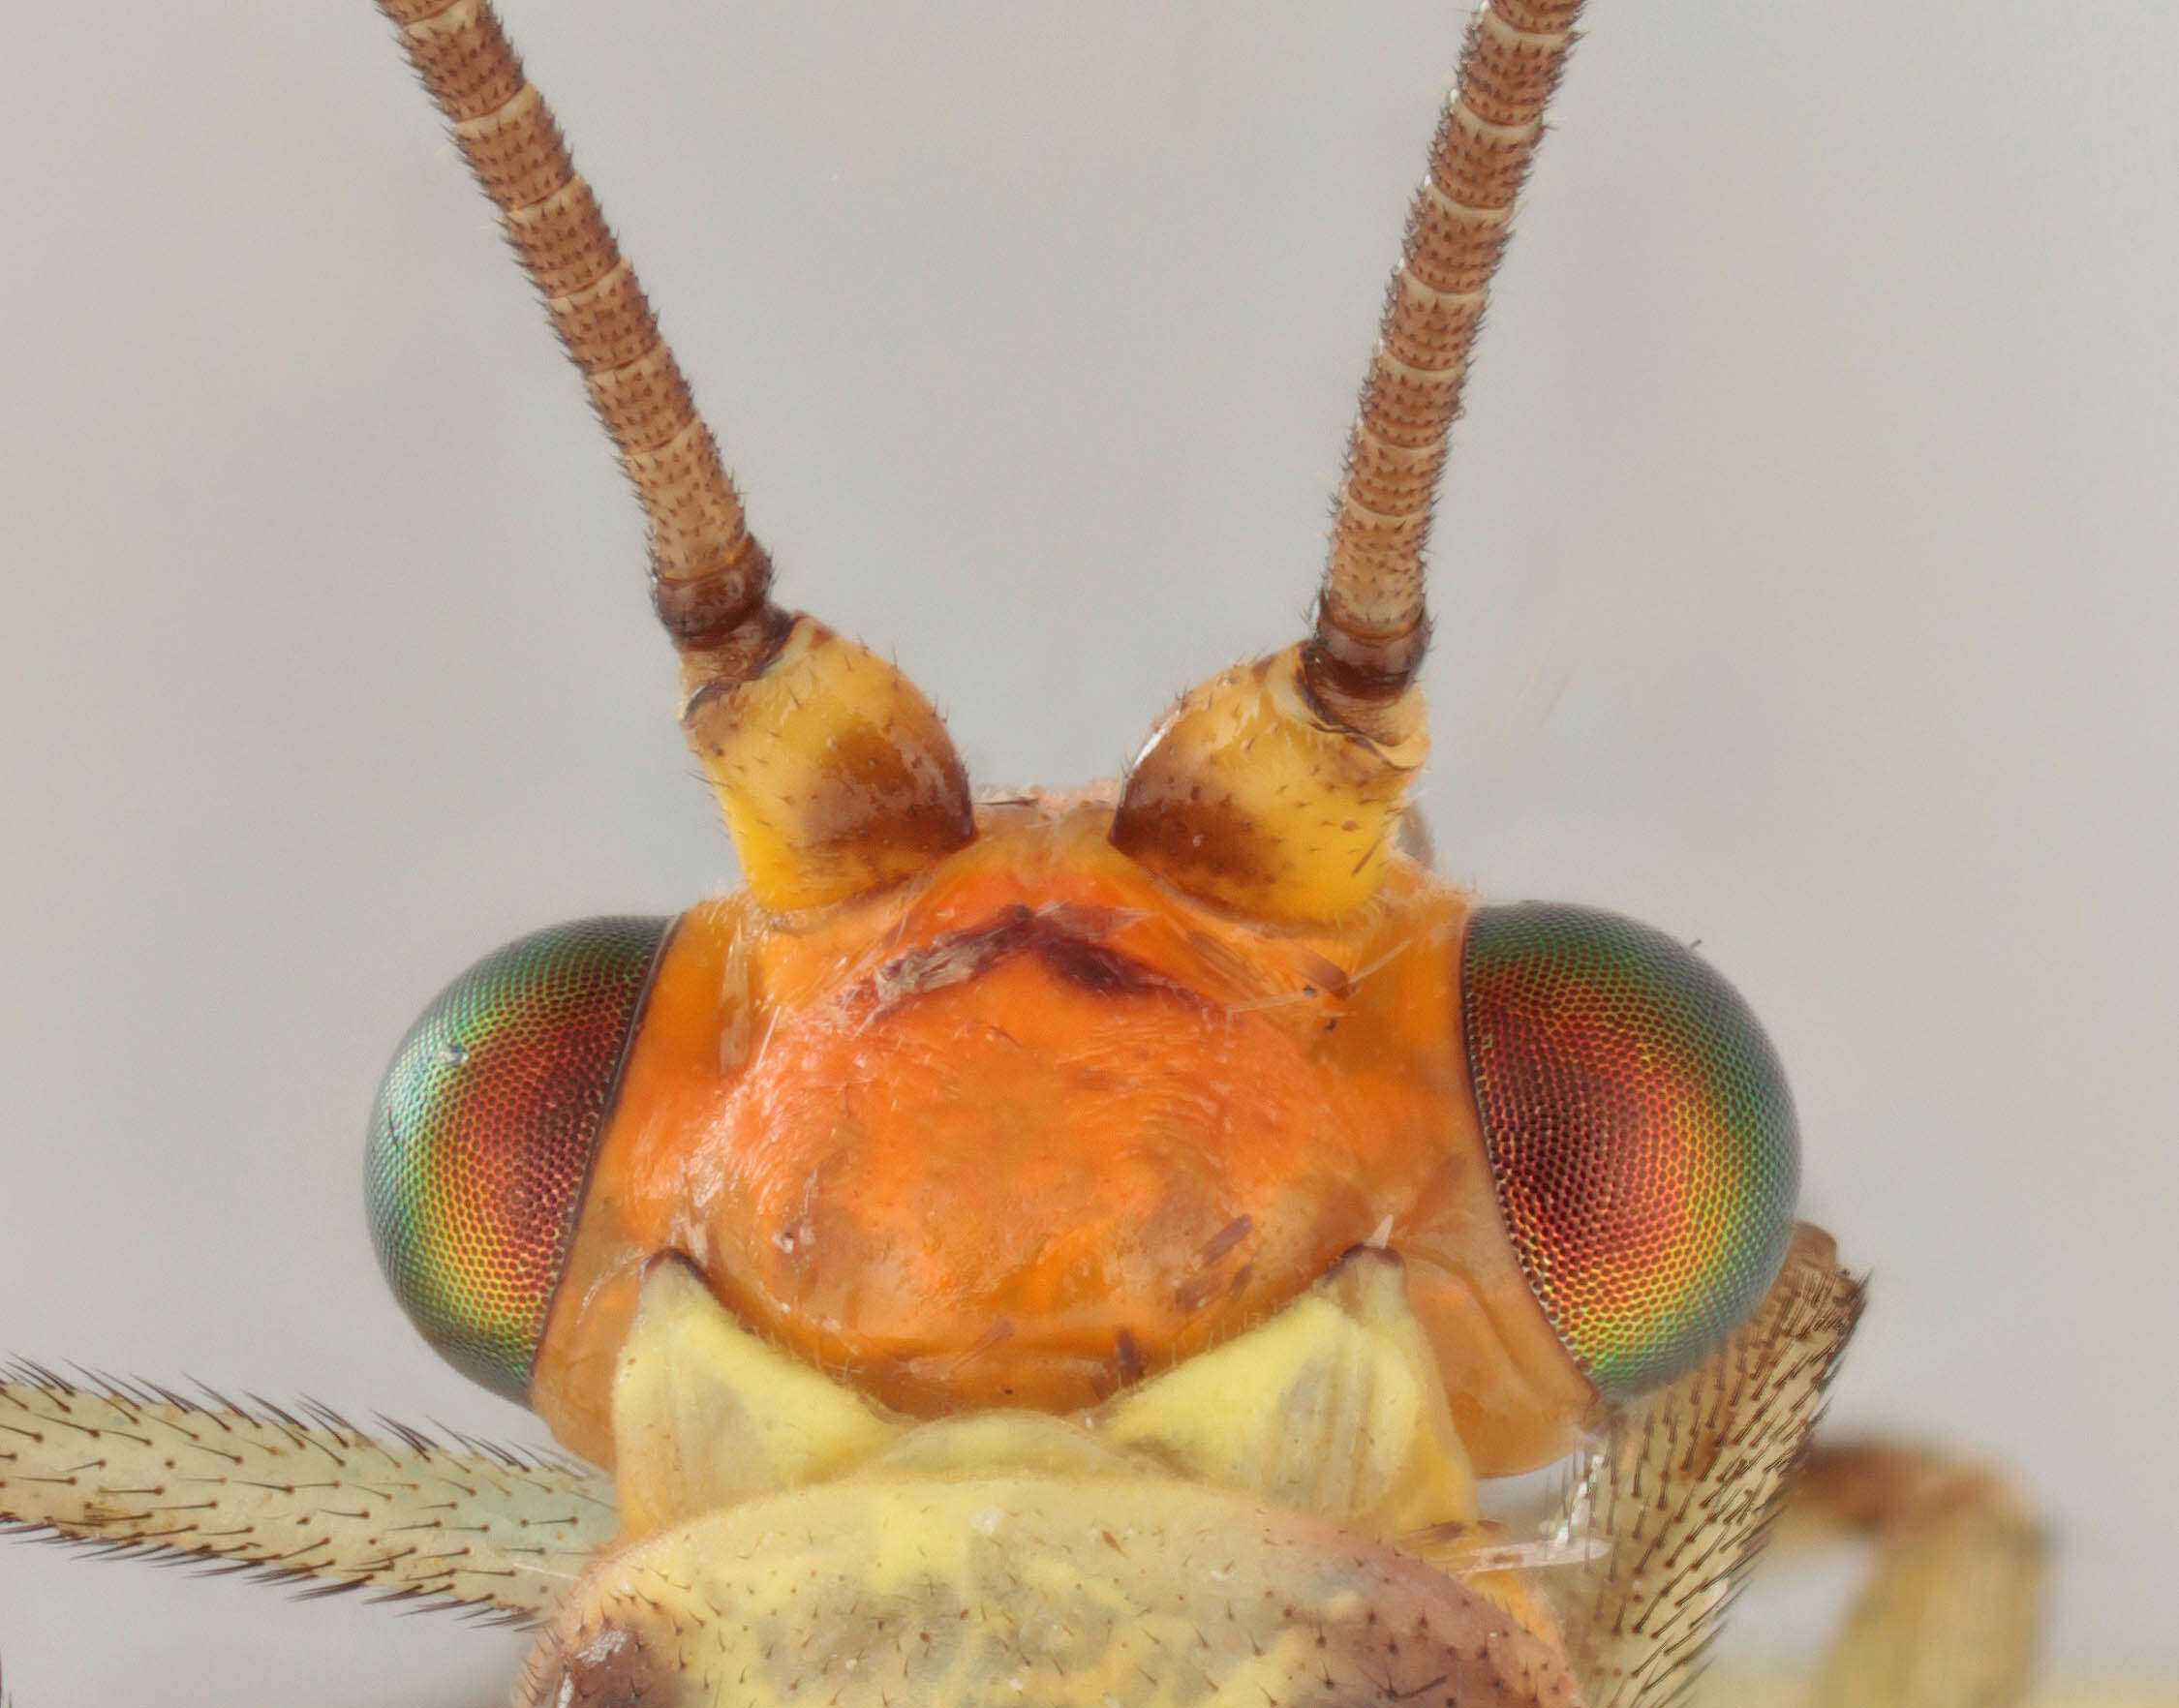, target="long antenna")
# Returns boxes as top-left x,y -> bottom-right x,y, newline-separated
376,0 -> 977,907
1307,0 -> 1584,735
379,0 -> 784,682
1111,1 -> 1588,917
